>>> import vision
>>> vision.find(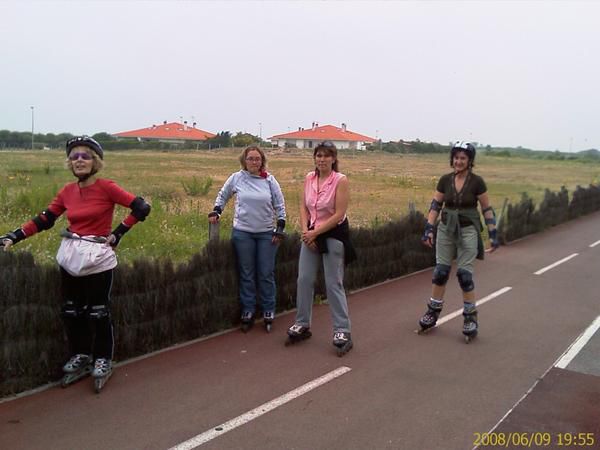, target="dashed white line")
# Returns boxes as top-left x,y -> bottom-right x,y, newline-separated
590,240 -> 600,248
433,287 -> 513,327
555,315 -> 600,369
533,253 -> 578,275
168,366 -> 352,450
